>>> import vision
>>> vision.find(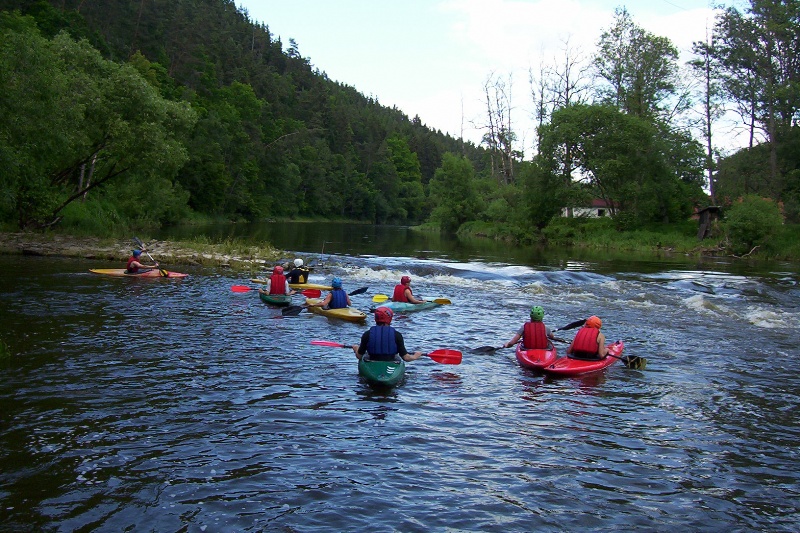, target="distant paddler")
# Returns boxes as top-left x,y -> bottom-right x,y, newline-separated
392,275 -> 426,304
286,258 -> 312,284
